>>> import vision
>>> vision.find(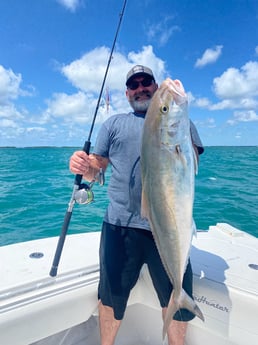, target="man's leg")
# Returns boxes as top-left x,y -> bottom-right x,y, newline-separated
98,224 -> 145,344
162,308 -> 187,345
99,301 -> 121,345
